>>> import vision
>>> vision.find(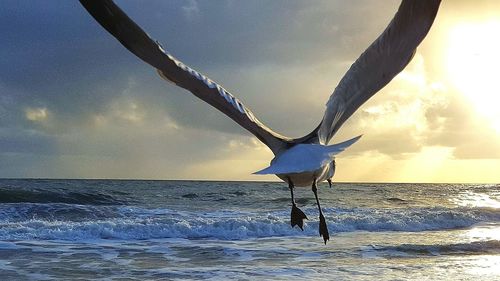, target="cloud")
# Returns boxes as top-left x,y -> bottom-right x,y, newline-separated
423,95 -> 500,159
25,107 -> 49,122
332,54 -> 446,157
2,0 -> 500,181
181,0 -> 200,21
